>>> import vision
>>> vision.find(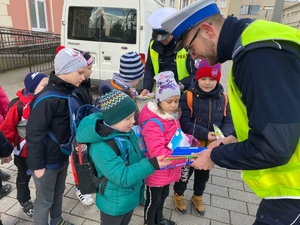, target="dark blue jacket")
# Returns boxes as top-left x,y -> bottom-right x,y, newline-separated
180,79 -> 234,146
